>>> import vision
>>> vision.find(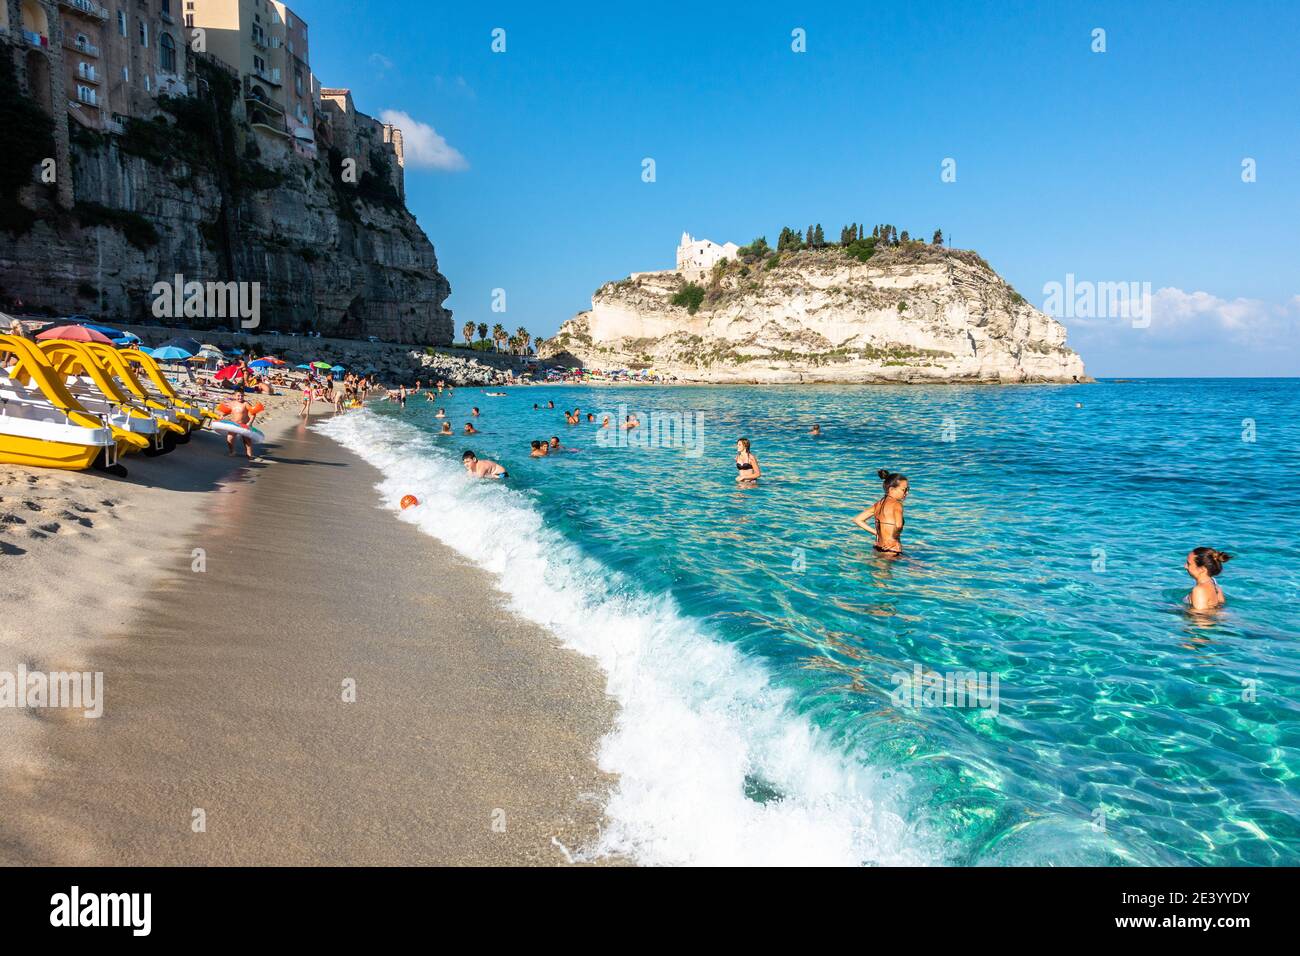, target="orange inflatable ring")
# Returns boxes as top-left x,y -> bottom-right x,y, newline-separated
400,495 -> 419,510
